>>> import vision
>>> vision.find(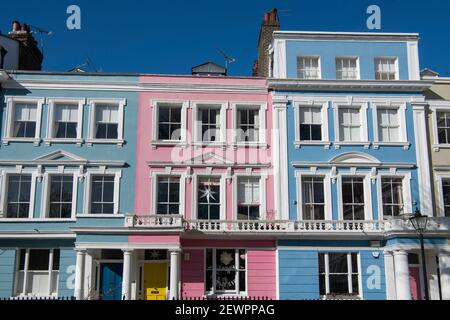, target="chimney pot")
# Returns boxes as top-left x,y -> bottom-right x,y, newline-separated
12,21 -> 21,32
21,23 -> 30,33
